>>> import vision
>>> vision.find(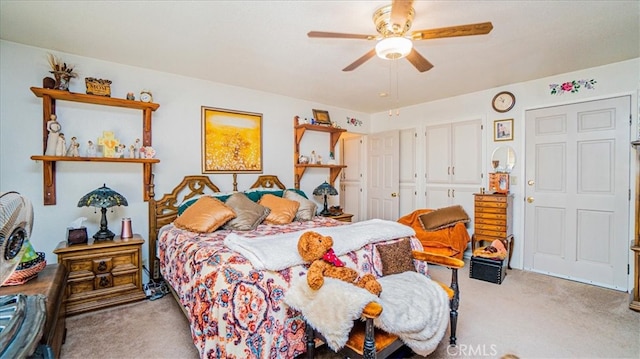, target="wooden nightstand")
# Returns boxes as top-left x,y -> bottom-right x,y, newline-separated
325,213 -> 354,223
54,235 -> 146,315
0,263 -> 67,358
